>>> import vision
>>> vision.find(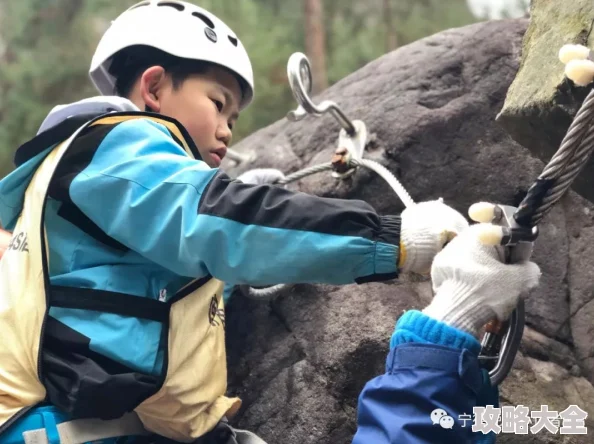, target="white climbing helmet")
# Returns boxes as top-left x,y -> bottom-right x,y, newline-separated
89,0 -> 254,110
